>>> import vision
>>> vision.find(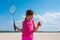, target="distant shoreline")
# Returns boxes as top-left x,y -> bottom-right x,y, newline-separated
0,31 -> 60,33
